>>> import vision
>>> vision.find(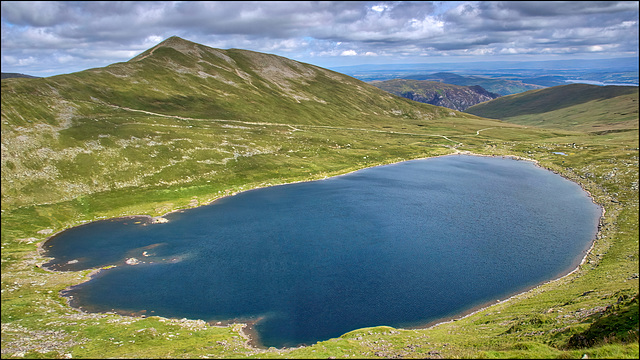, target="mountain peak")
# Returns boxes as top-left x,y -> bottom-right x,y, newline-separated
157,35 -> 195,47
129,36 -> 202,62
